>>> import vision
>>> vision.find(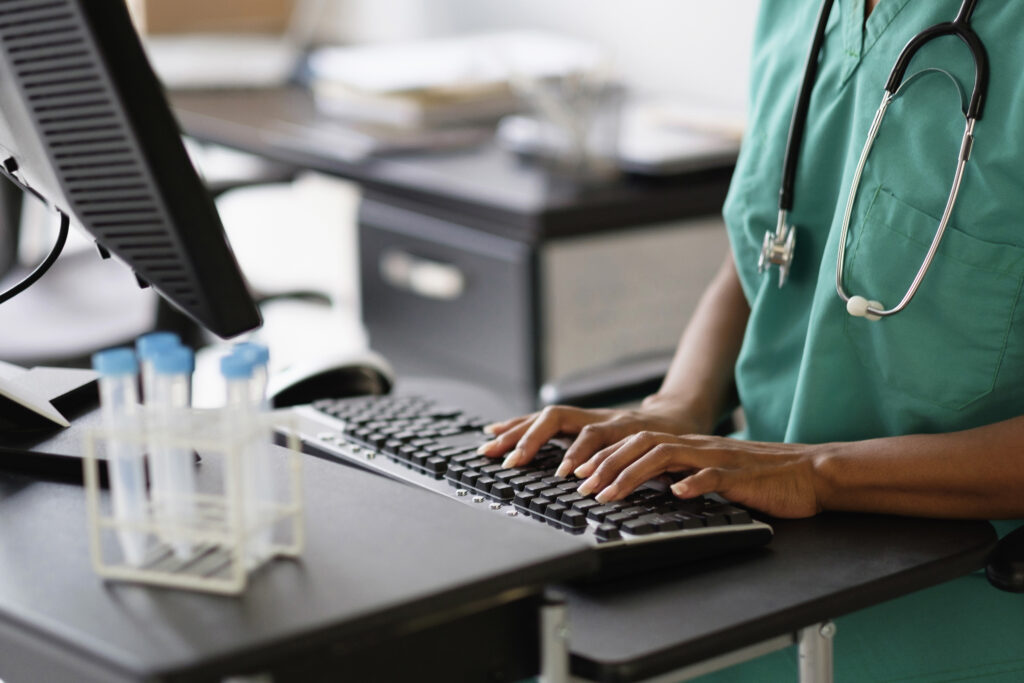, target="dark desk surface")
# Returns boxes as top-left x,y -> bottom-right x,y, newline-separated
170,87 -> 734,240
0,447 -> 594,682
1,378 -> 998,683
564,514 -> 995,682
